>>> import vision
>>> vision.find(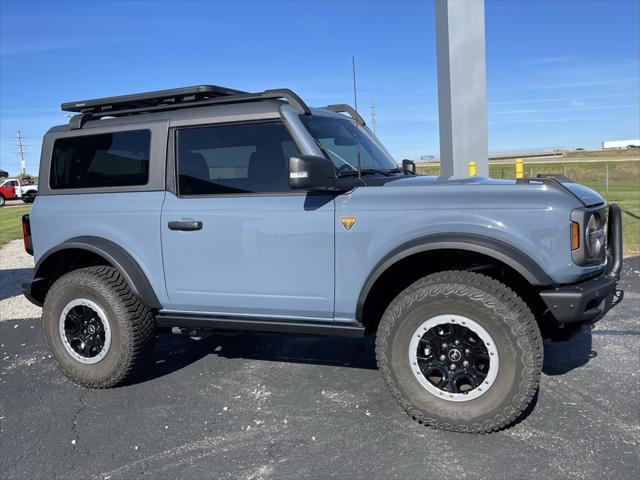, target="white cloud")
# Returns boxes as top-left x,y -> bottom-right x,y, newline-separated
520,56 -> 575,66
